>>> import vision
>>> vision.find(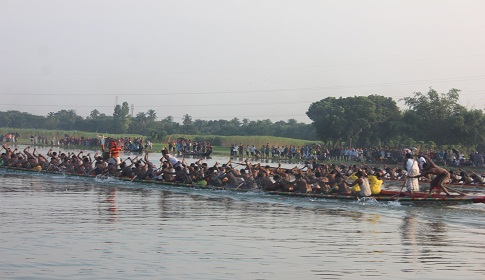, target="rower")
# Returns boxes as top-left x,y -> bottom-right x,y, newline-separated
161,149 -> 182,168
346,170 -> 372,197
408,155 -> 452,196
368,169 -> 384,195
